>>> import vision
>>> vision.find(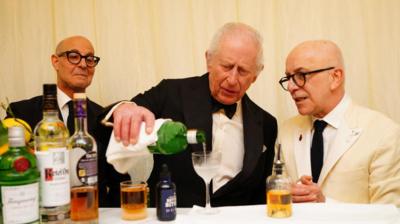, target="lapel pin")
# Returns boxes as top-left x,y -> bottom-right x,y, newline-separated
299,134 -> 302,141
